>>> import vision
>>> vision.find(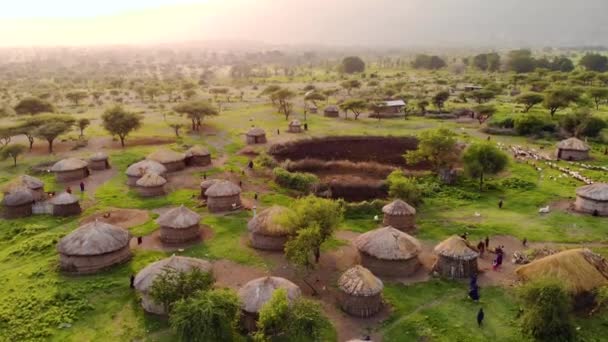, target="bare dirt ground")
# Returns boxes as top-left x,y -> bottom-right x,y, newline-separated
81,208 -> 149,228
86,136 -> 175,150
131,226 -> 214,251
212,259 -> 268,290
